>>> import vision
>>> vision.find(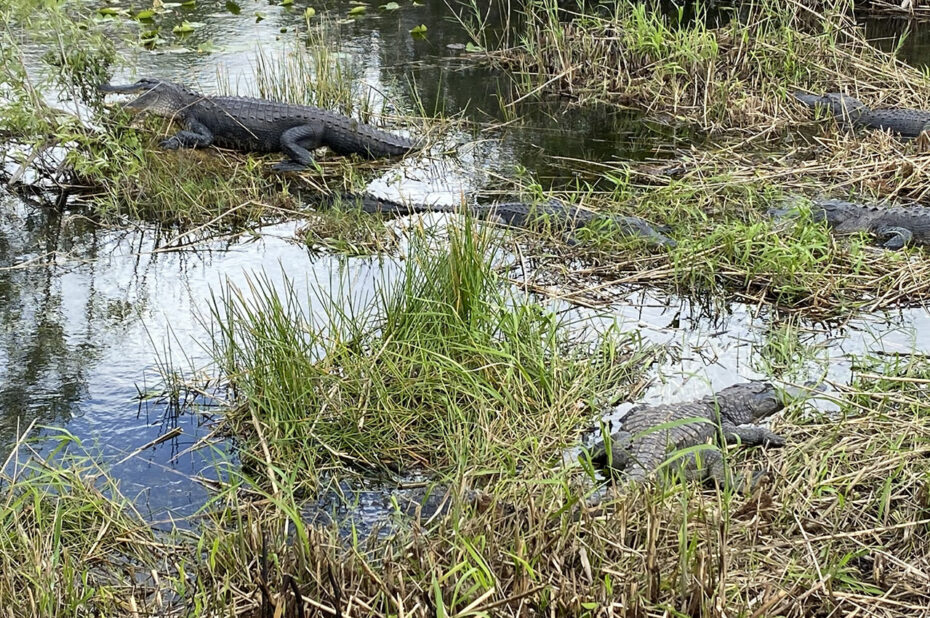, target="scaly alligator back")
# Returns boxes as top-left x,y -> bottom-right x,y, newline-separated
794,91 -> 930,138
590,381 -> 786,486
191,95 -> 417,159
100,78 -> 418,170
333,194 -> 676,248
